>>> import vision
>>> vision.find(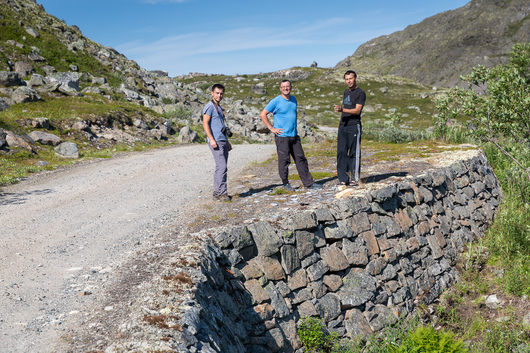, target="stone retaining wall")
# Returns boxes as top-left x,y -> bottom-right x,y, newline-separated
179,150 -> 500,353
